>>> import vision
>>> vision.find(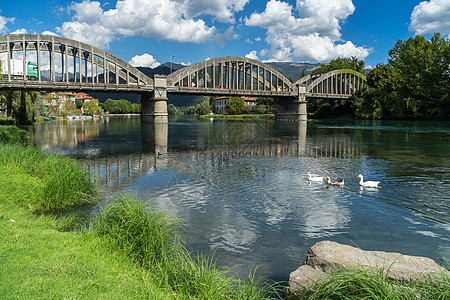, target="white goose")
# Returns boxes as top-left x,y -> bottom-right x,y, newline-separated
357,174 -> 381,188
306,173 -> 324,182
